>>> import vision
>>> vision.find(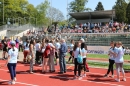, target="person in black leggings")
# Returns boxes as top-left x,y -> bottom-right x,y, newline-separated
73,42 -> 82,80
104,42 -> 115,78
68,40 -> 74,63
2,36 -> 8,60
55,39 -> 60,65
